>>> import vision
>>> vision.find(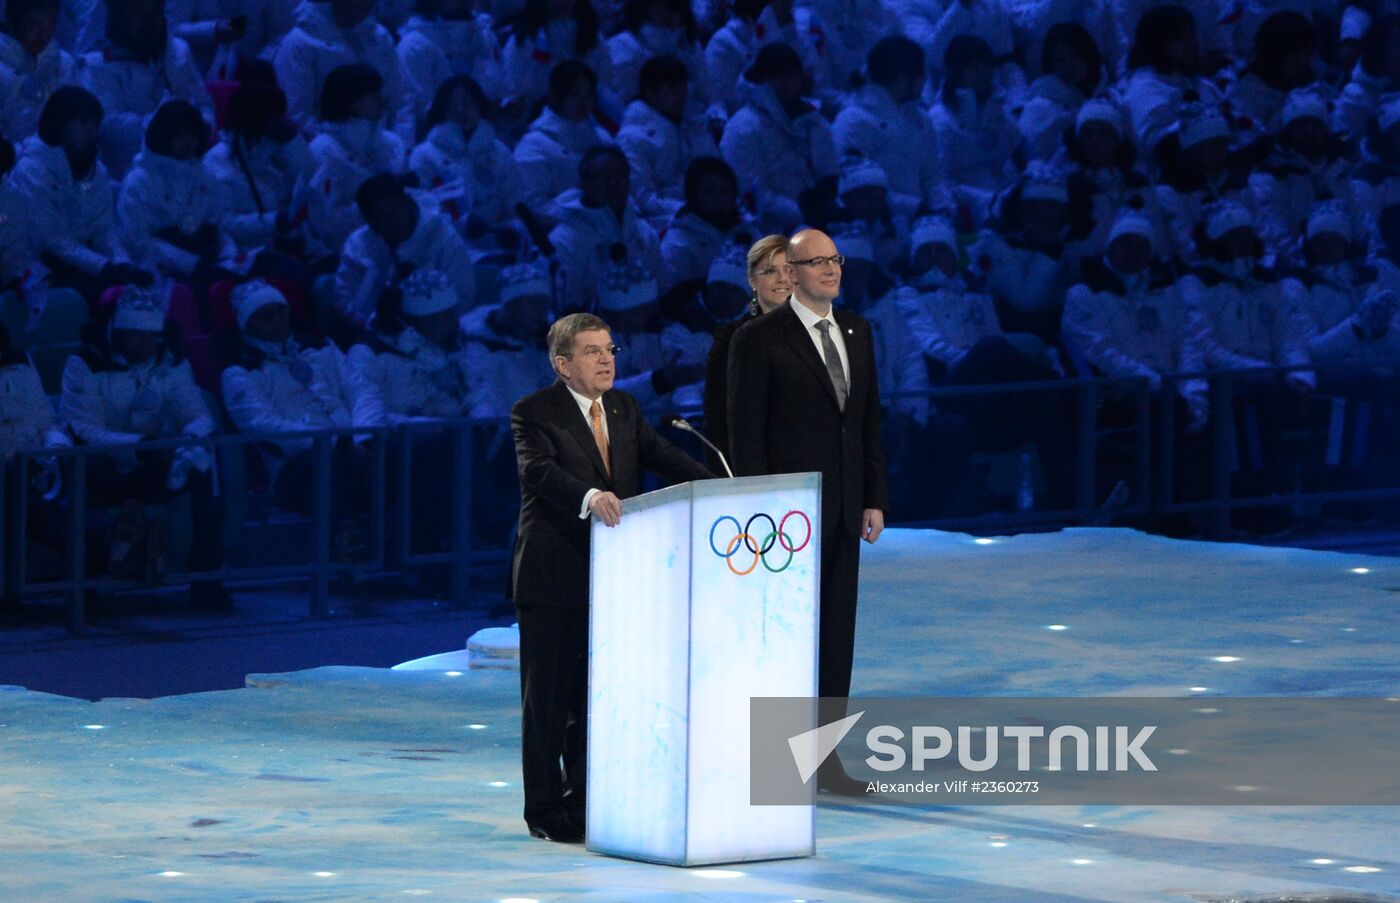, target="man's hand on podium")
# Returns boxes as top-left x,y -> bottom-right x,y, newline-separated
589,491 -> 623,527
861,509 -> 884,544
